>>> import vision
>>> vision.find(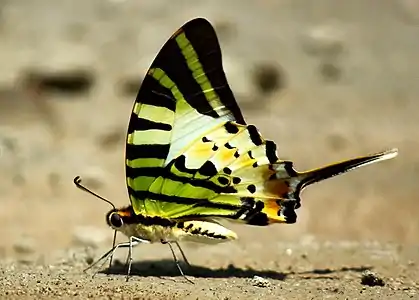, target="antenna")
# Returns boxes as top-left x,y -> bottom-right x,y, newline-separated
73,176 -> 116,209
73,175 -> 118,272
